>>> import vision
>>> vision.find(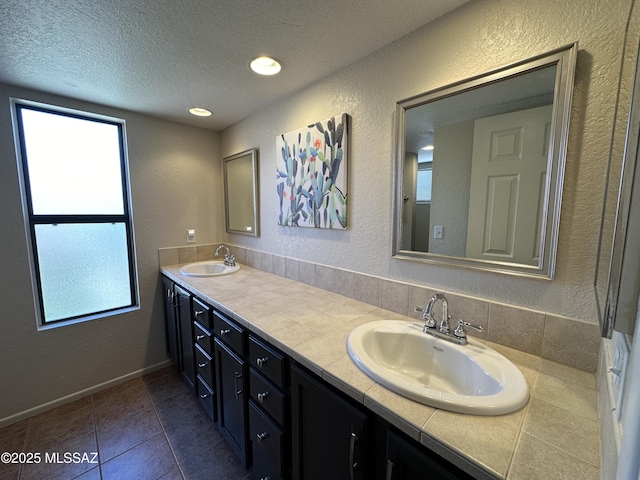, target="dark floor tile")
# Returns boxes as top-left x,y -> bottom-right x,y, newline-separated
180,439 -> 249,480
20,431 -> 98,480
97,402 -> 162,462
0,420 -> 28,441
159,466 -> 184,480
92,378 -> 144,403
25,406 -> 95,452
154,388 -> 201,432
73,467 -> 101,480
101,434 -> 177,480
142,366 -> 177,384
163,411 -> 224,465
0,465 -> 20,480
27,398 -> 93,426
93,382 -> 151,427
144,370 -> 190,405
0,431 -> 27,459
